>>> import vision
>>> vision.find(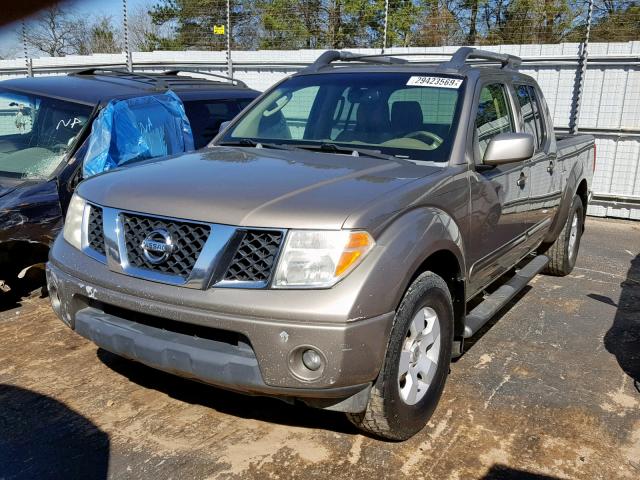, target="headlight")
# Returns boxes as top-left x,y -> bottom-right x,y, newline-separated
273,230 -> 374,288
63,194 -> 86,250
